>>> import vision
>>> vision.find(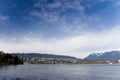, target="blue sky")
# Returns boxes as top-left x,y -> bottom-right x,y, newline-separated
0,0 -> 120,58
